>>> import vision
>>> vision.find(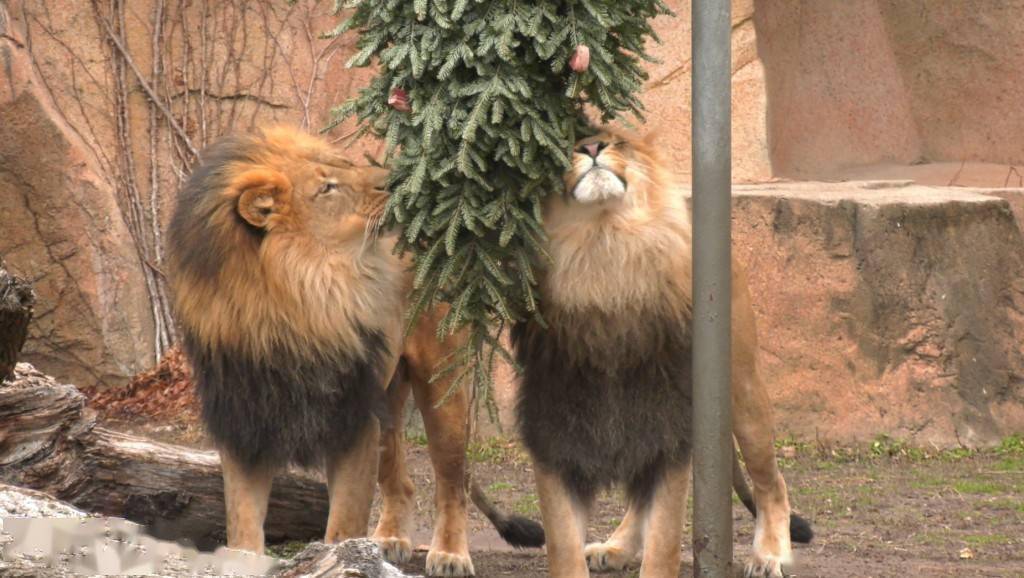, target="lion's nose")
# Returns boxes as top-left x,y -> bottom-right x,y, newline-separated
579,142 -> 607,158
